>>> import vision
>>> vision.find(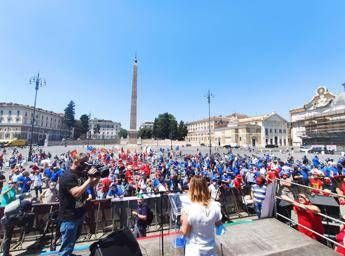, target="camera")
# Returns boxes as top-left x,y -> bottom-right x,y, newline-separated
83,162 -> 110,178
